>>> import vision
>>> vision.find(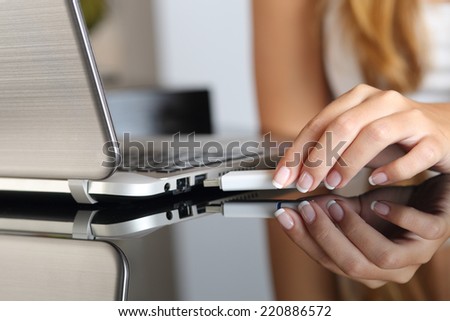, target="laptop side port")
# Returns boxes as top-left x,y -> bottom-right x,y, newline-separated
194,174 -> 207,186
178,203 -> 193,219
176,177 -> 190,193
196,204 -> 207,214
